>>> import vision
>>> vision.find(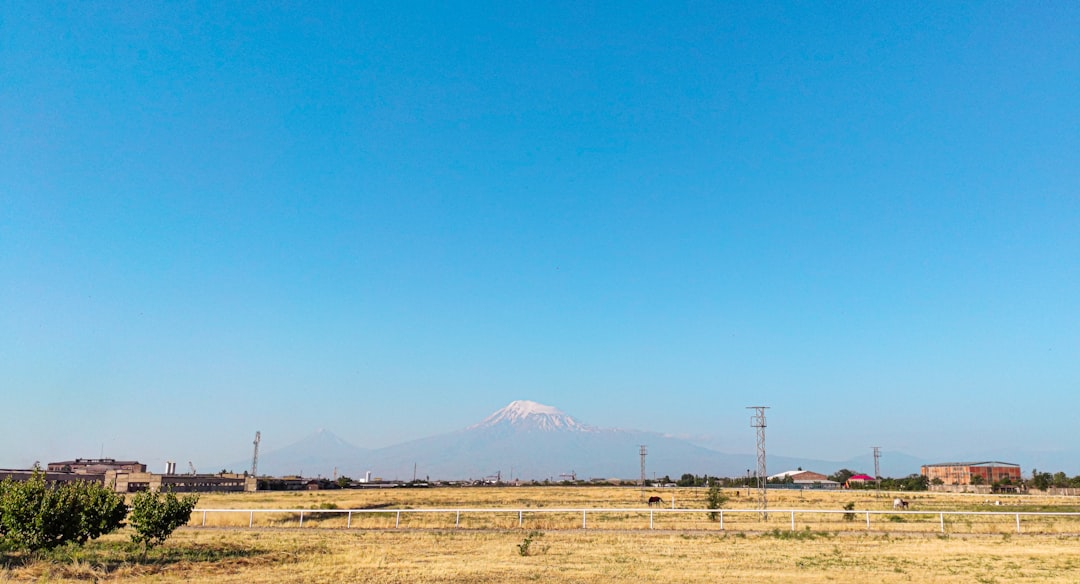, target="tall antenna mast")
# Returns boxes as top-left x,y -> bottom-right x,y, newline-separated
748,406 -> 769,518
251,431 -> 261,477
639,445 -> 648,497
